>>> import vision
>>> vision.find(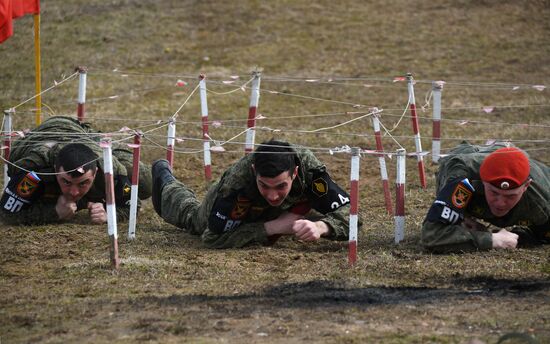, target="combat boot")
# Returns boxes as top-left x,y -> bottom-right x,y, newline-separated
151,159 -> 176,215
